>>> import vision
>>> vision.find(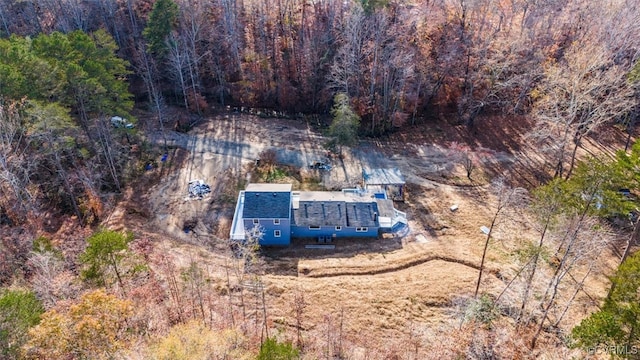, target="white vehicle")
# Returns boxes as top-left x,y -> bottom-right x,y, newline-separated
110,116 -> 135,129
